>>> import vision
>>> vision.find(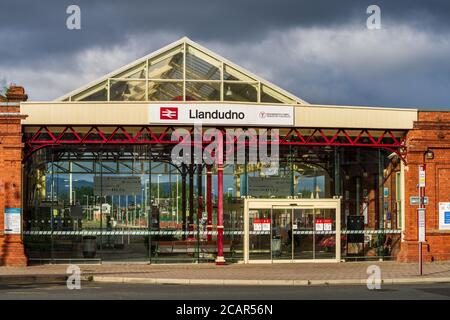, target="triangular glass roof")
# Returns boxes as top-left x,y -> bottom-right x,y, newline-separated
57,37 -> 306,105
